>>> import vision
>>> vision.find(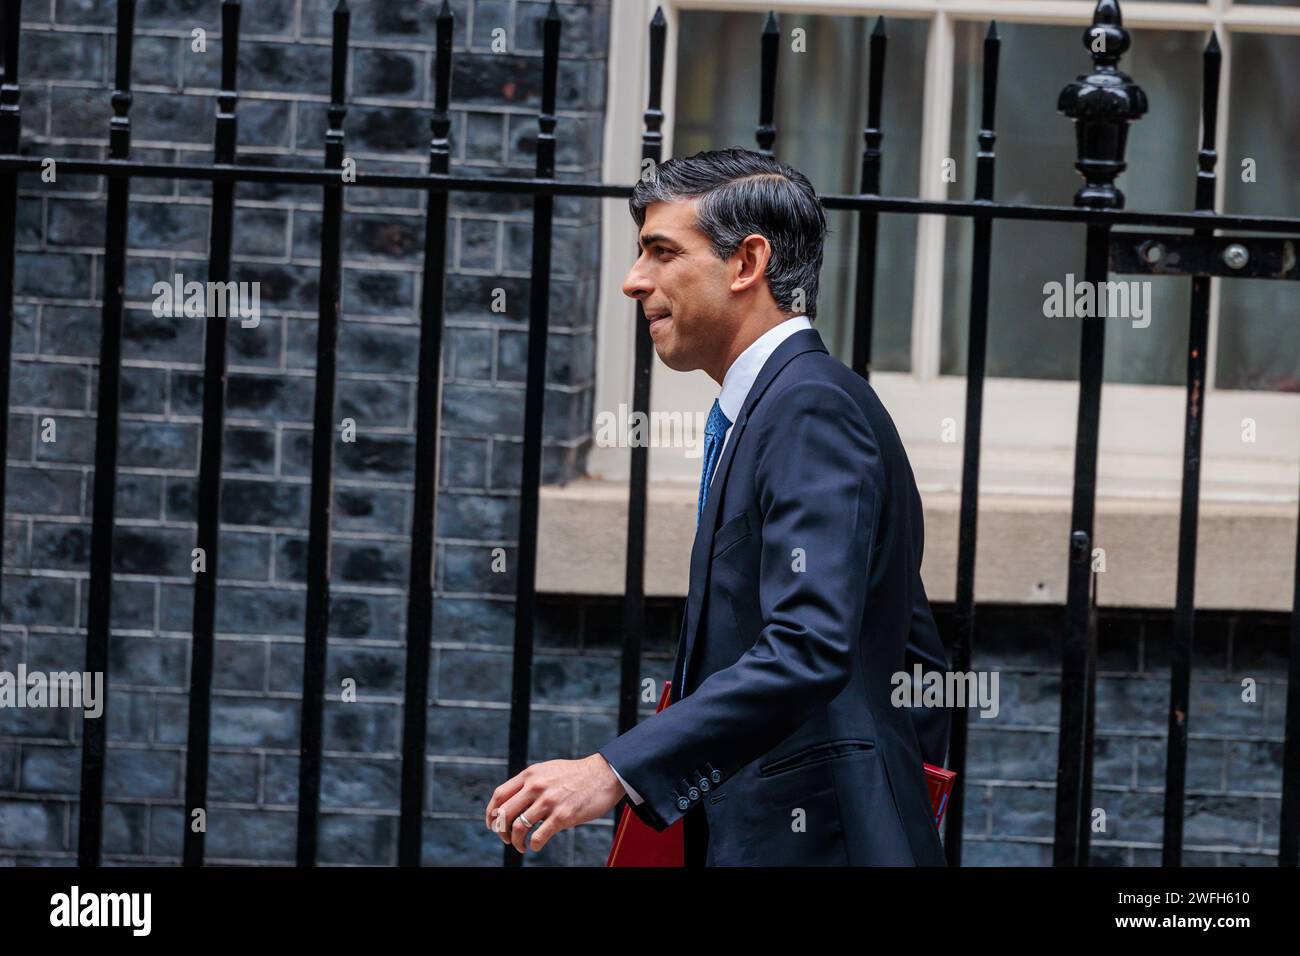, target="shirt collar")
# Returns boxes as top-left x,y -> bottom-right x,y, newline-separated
717,314 -> 813,425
